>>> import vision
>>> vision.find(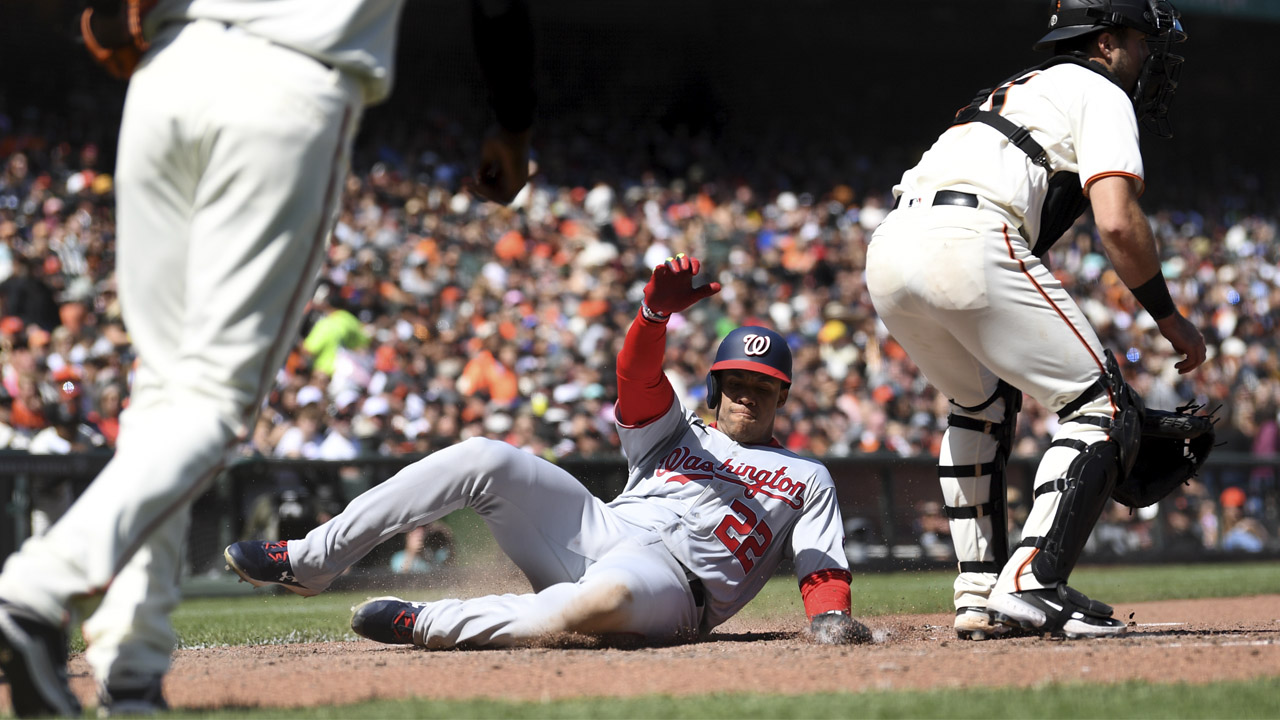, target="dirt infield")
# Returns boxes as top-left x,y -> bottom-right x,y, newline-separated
8,594 -> 1274,712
